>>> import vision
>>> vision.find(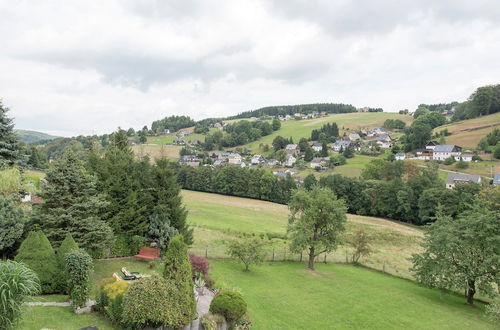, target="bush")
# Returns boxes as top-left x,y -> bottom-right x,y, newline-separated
0,260 -> 40,330
485,301 -> 500,322
57,233 -> 79,293
122,275 -> 190,329
443,157 -> 455,165
65,250 -> 93,309
209,289 -> 247,323
14,231 -> 58,293
101,279 -> 129,324
455,160 -> 469,169
110,235 -> 146,257
189,253 -> 210,277
201,313 -> 225,330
